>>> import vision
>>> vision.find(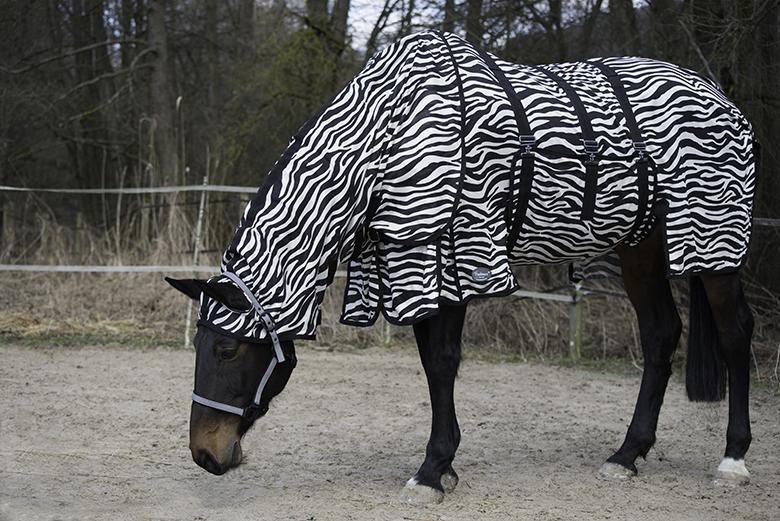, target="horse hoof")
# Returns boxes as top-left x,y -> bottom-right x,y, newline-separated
440,470 -> 459,493
598,462 -> 637,481
399,477 -> 444,505
713,458 -> 750,486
